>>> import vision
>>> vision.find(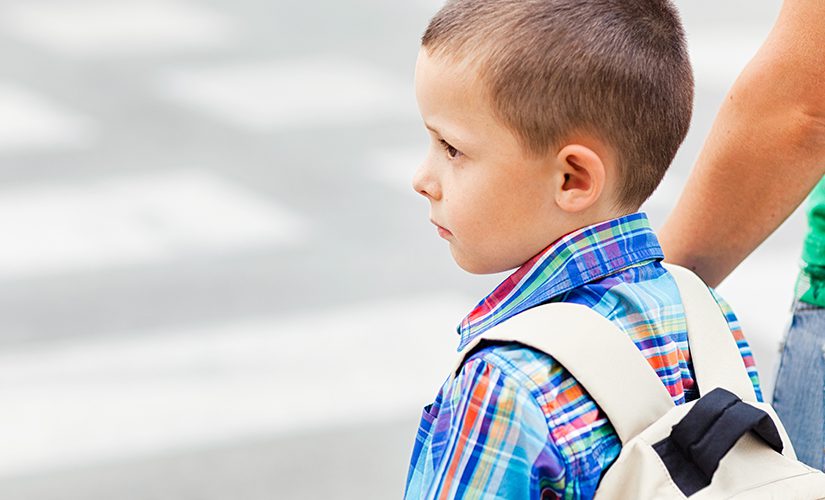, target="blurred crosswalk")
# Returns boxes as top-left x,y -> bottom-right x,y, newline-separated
160,58 -> 415,130
0,83 -> 94,151
1,0 -> 232,55
0,169 -> 306,278
0,0 -> 800,499
0,294 -> 465,478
